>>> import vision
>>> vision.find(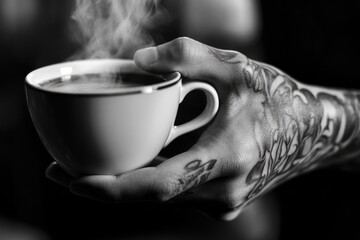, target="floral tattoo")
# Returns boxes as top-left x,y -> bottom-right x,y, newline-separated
210,47 -> 360,202
243,59 -> 360,200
